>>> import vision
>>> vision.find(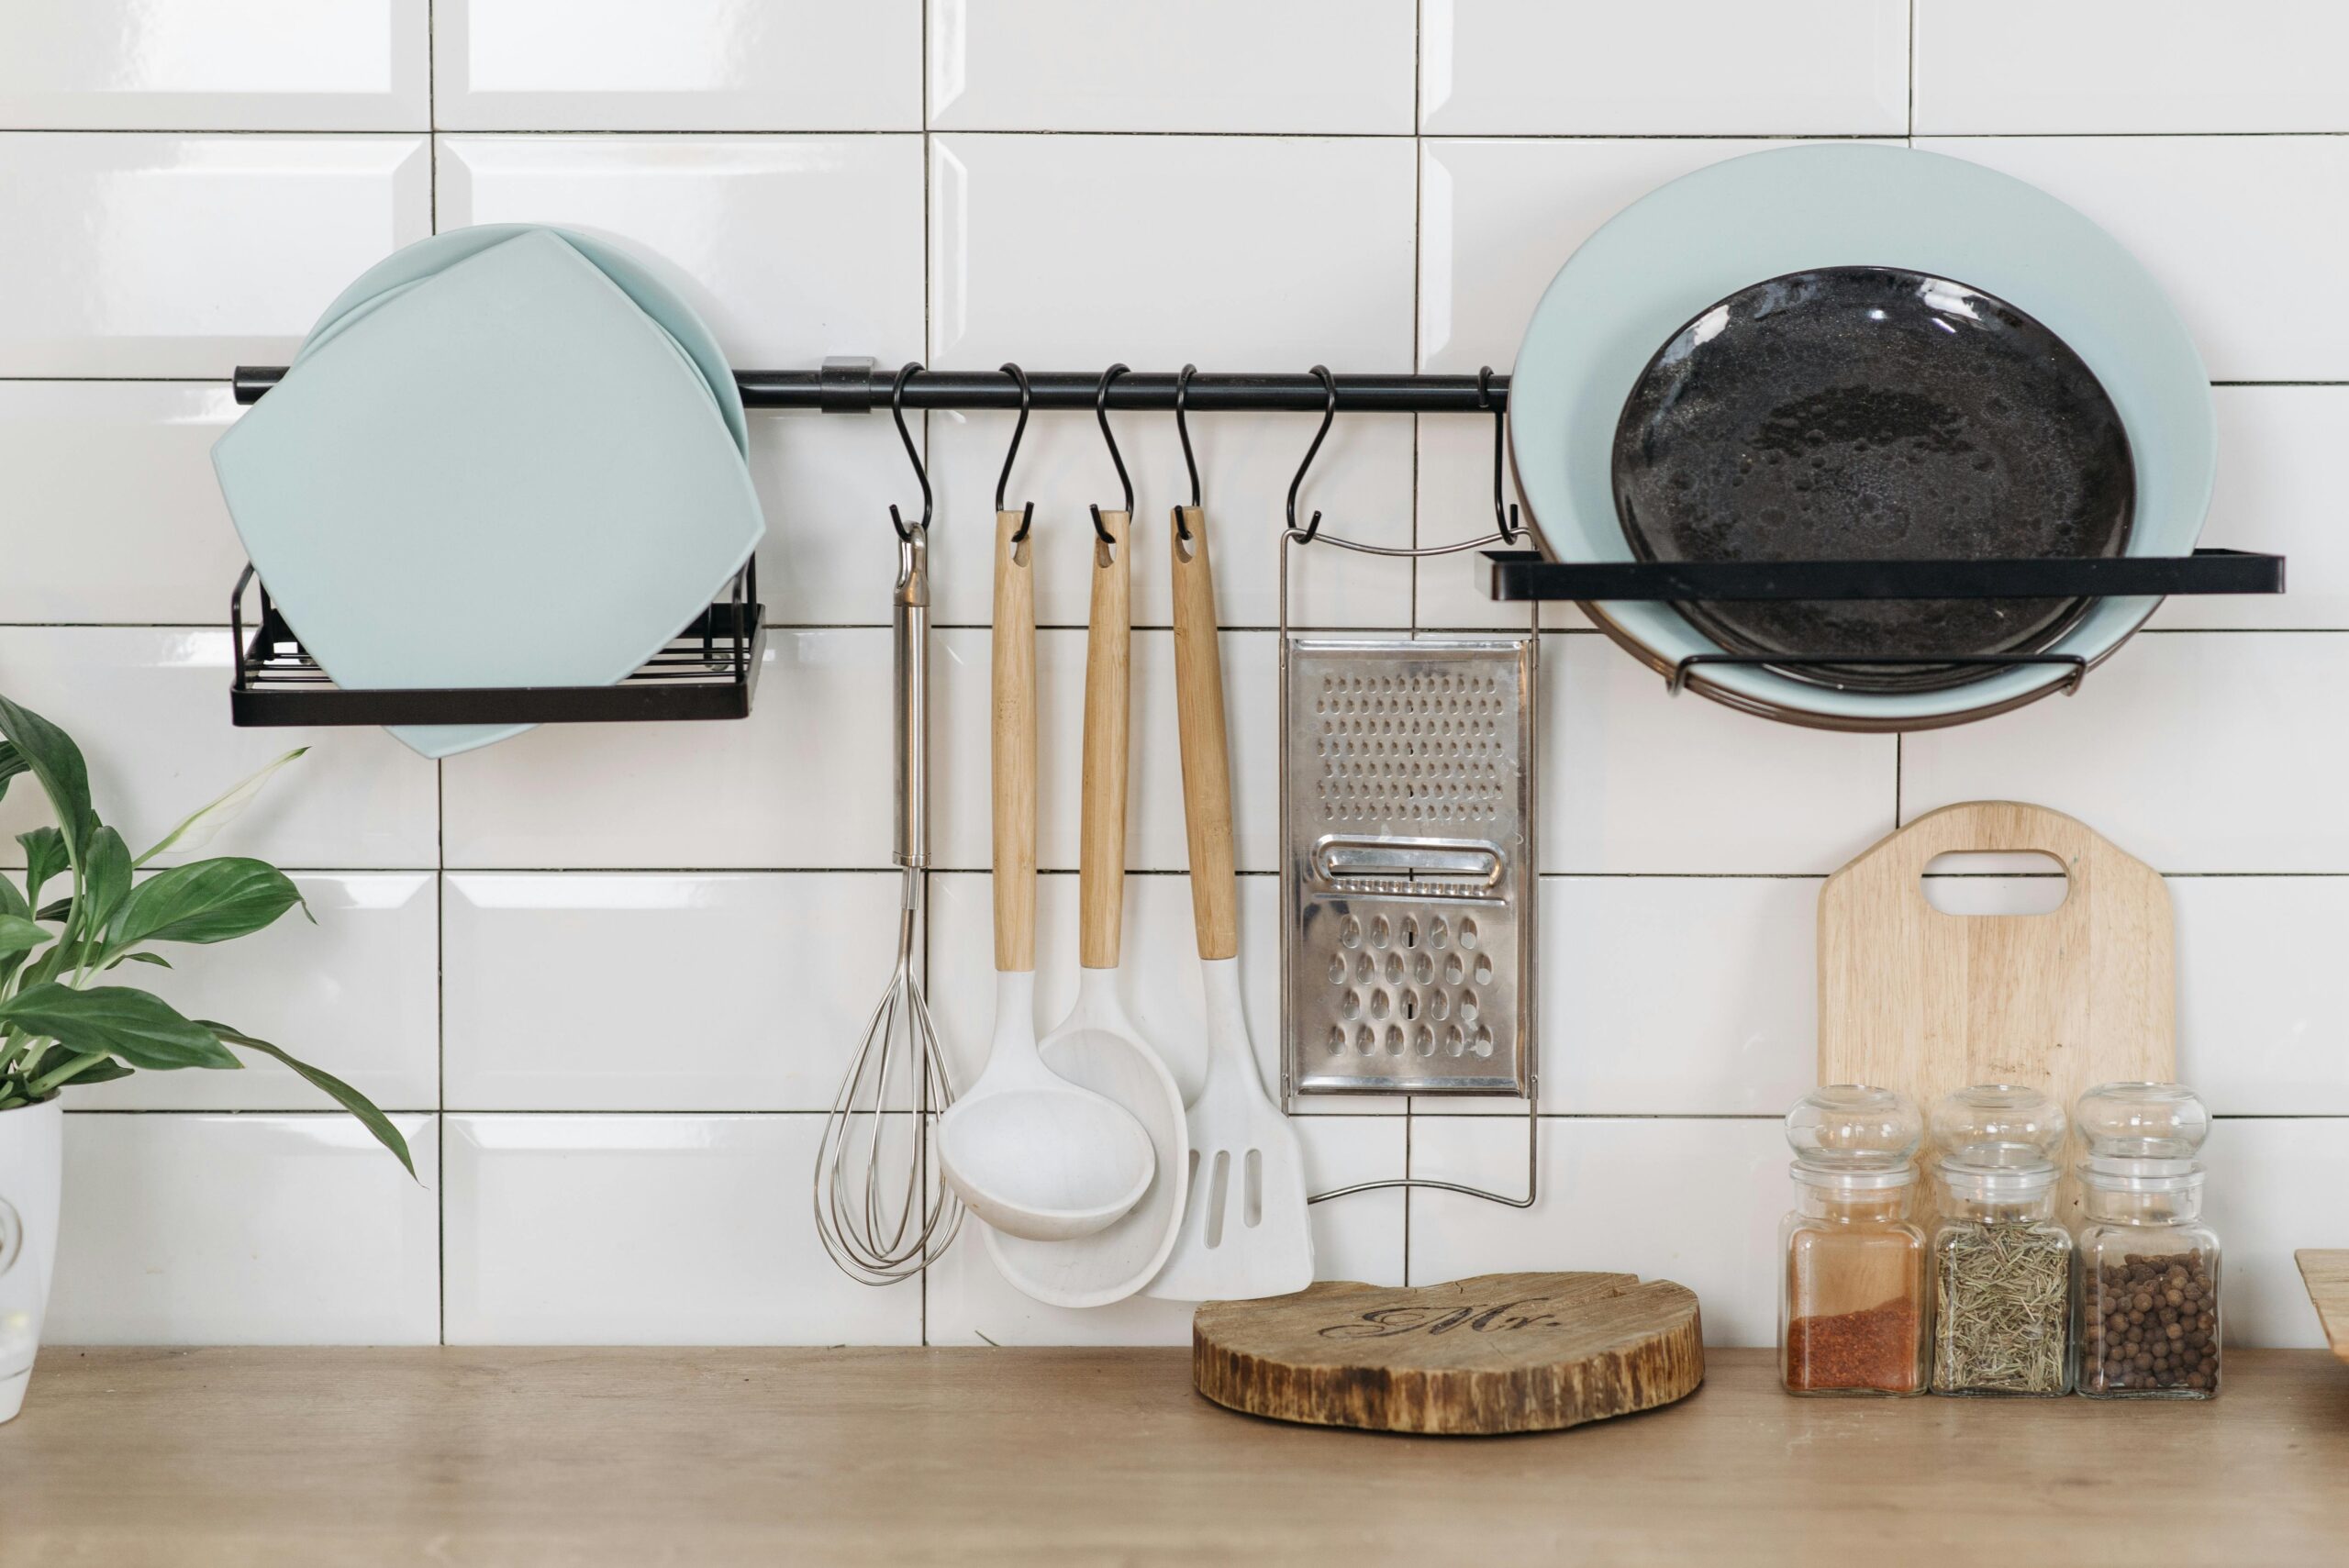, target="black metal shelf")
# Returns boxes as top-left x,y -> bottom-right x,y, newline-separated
1484,548 -> 2288,603
229,562 -> 763,728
